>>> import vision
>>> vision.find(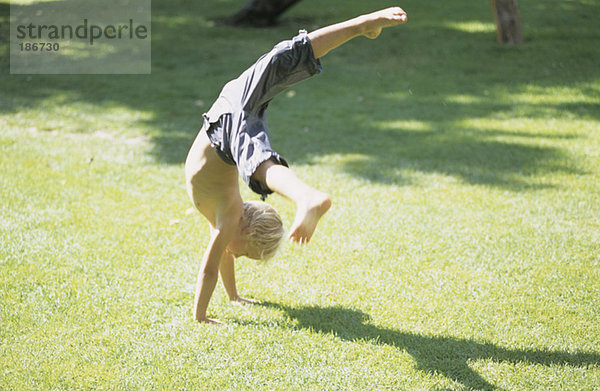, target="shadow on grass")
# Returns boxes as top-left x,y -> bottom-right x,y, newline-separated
257,301 -> 599,390
275,119 -> 584,189
1,0 -> 598,189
